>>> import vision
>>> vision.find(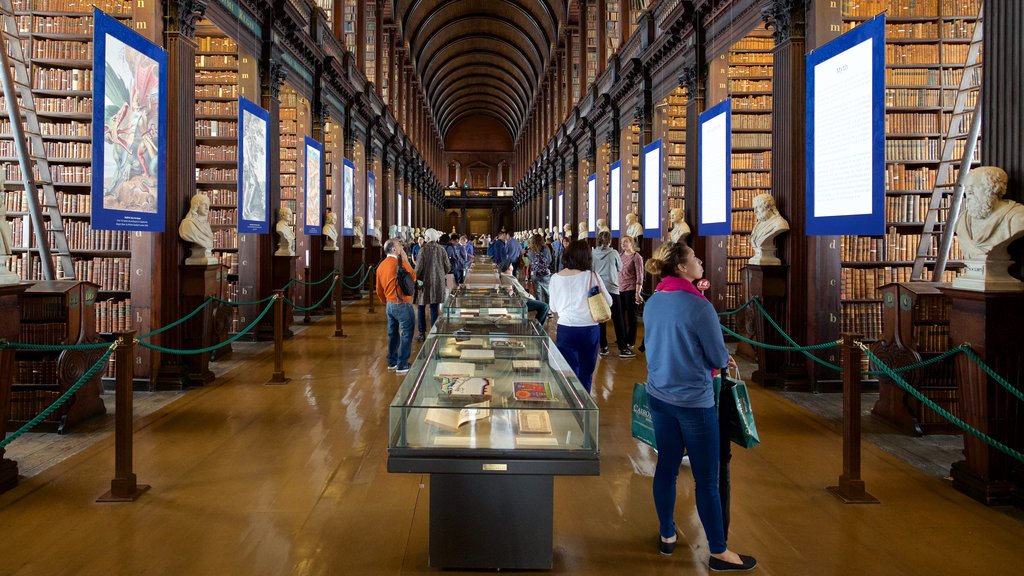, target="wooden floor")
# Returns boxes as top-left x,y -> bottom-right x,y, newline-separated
2,299 -> 1023,575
